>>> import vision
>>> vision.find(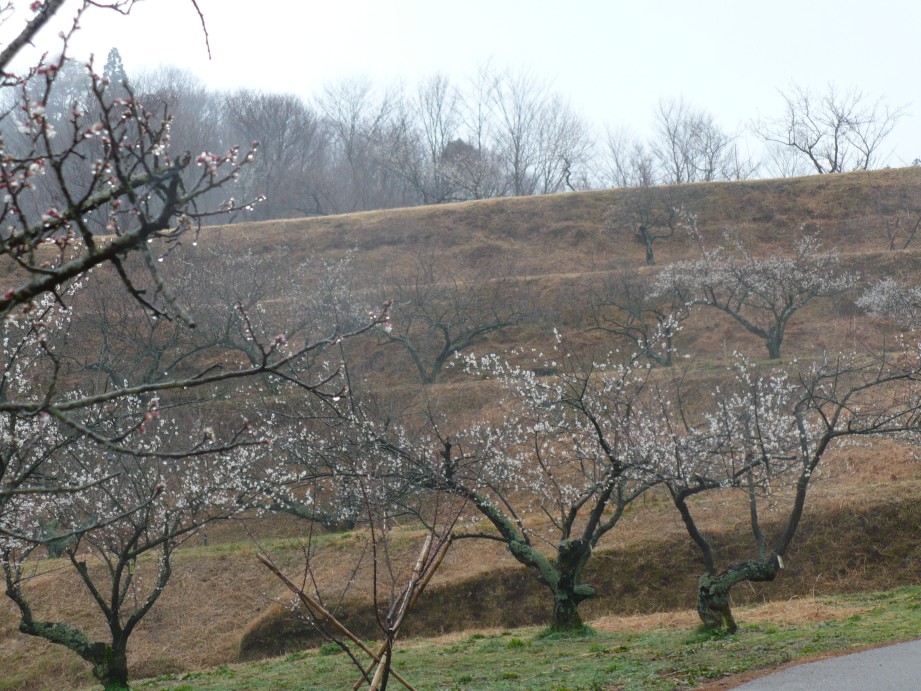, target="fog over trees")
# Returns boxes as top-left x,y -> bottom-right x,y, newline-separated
5,4 -> 921,689
0,3 -> 385,685
25,48 -> 904,223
